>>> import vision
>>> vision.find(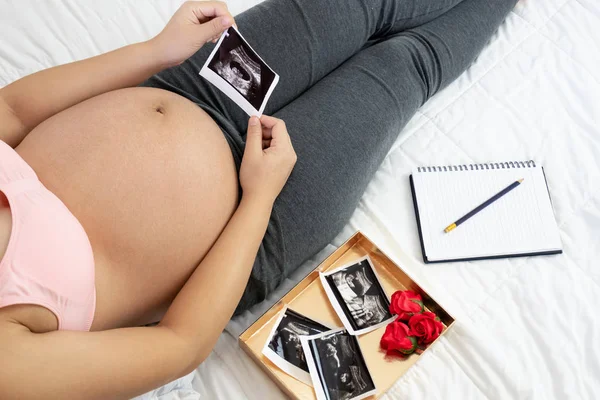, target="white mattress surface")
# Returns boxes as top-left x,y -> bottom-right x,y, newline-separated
2,0 -> 599,399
